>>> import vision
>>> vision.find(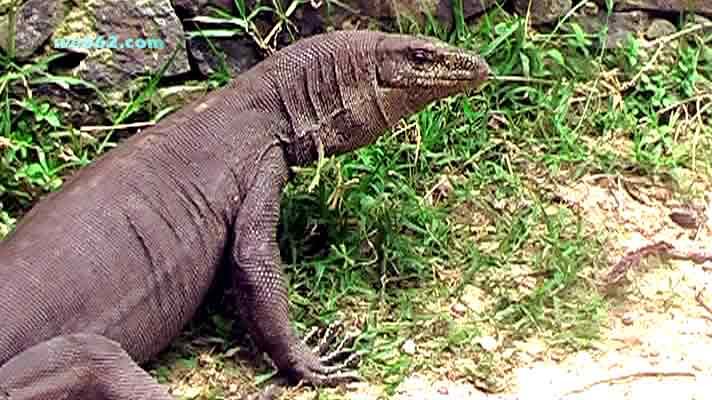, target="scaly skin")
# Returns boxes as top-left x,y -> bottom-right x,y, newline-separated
0,30 -> 489,399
